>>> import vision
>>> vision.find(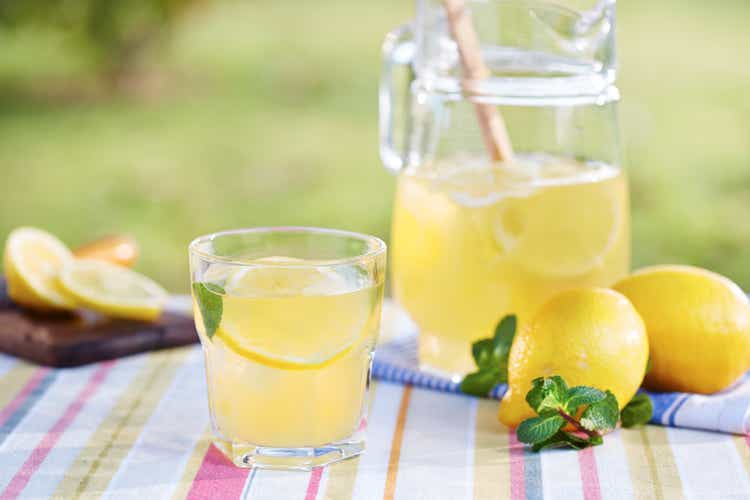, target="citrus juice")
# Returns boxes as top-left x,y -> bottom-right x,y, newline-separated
193,261 -> 384,448
391,153 -> 629,375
